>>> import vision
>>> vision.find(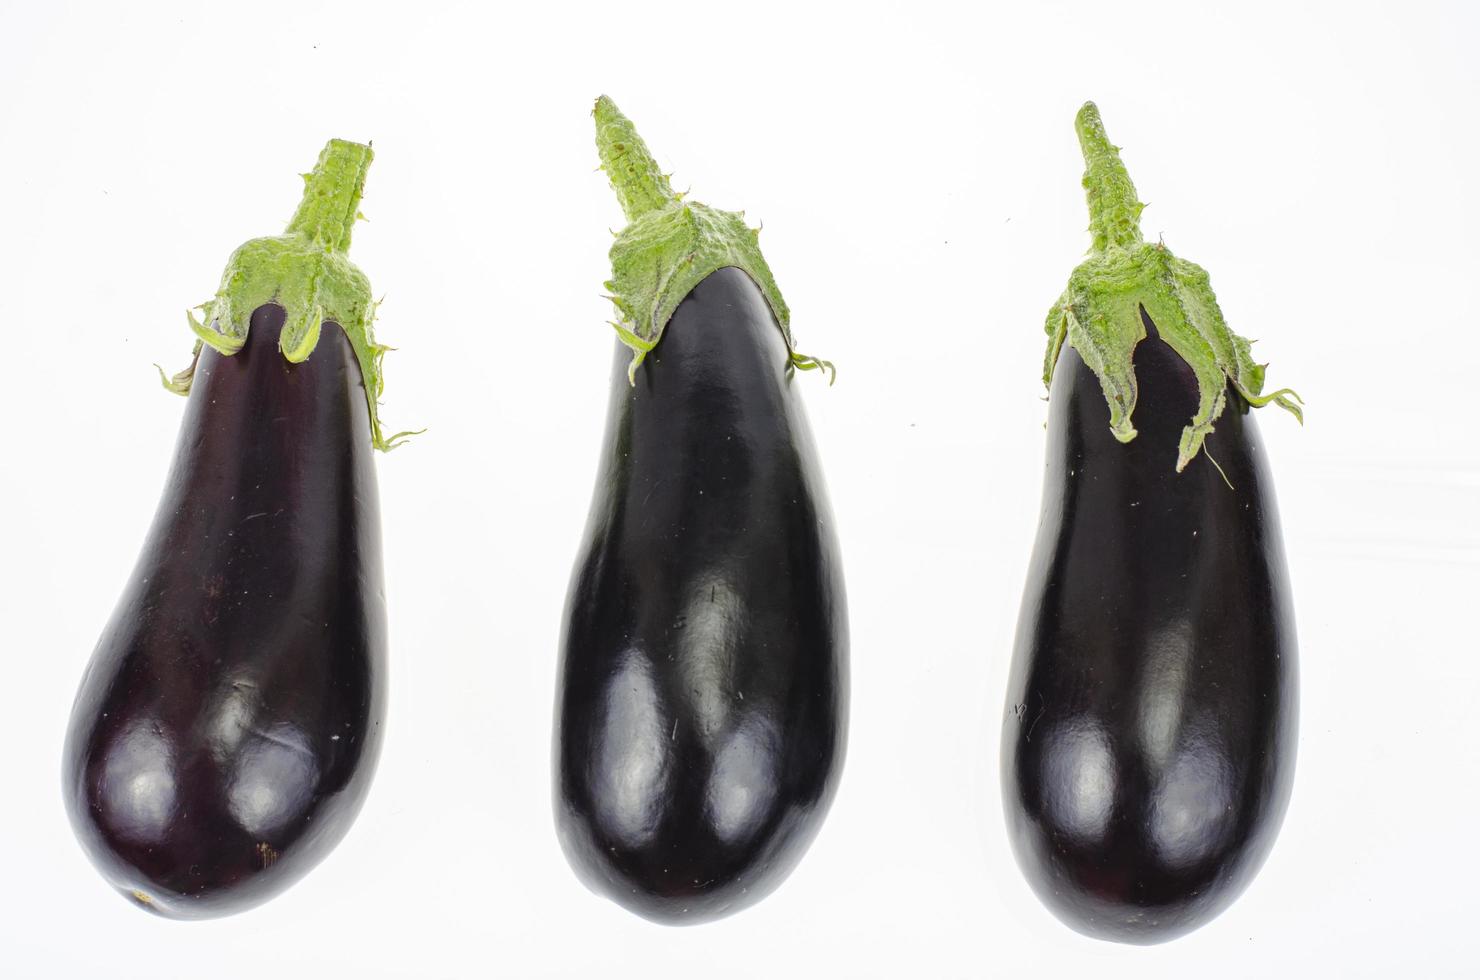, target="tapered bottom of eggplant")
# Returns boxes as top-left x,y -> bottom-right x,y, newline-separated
557,765 -> 832,926
583,884 -> 765,927
1024,881 -> 1240,946
1007,746 -> 1283,945
556,804 -> 824,926
117,886 -> 228,922
85,858 -> 308,920
562,859 -> 784,926
107,882 -> 272,921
